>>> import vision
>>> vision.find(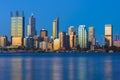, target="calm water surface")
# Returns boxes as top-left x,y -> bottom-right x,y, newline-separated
0,53 -> 120,80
